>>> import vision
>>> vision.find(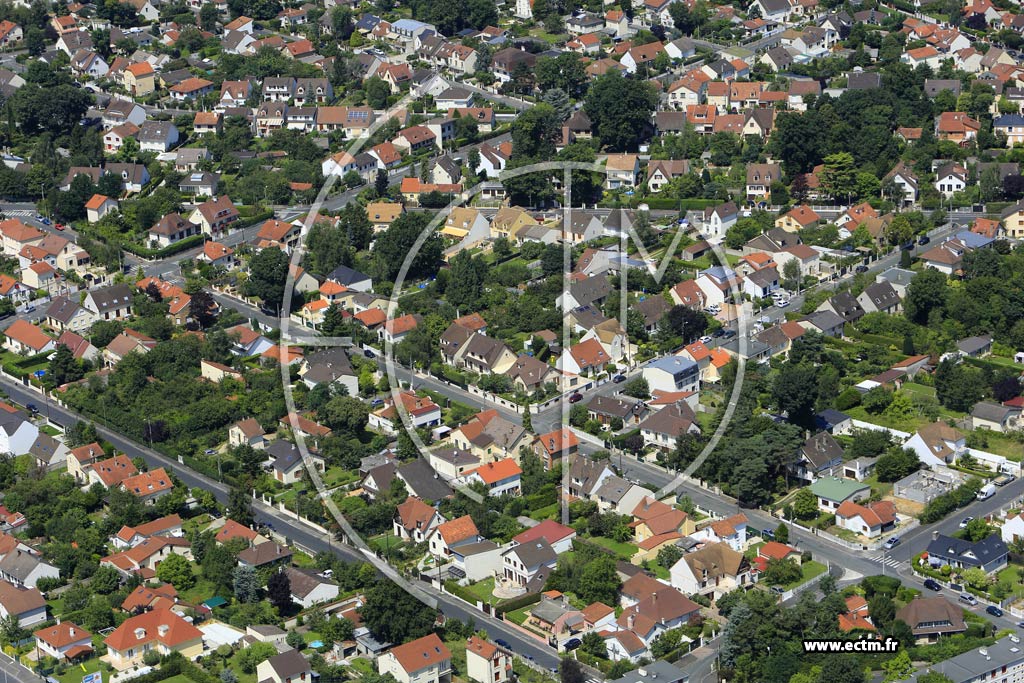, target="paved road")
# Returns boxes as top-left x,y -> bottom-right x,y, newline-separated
0,375 -> 566,671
